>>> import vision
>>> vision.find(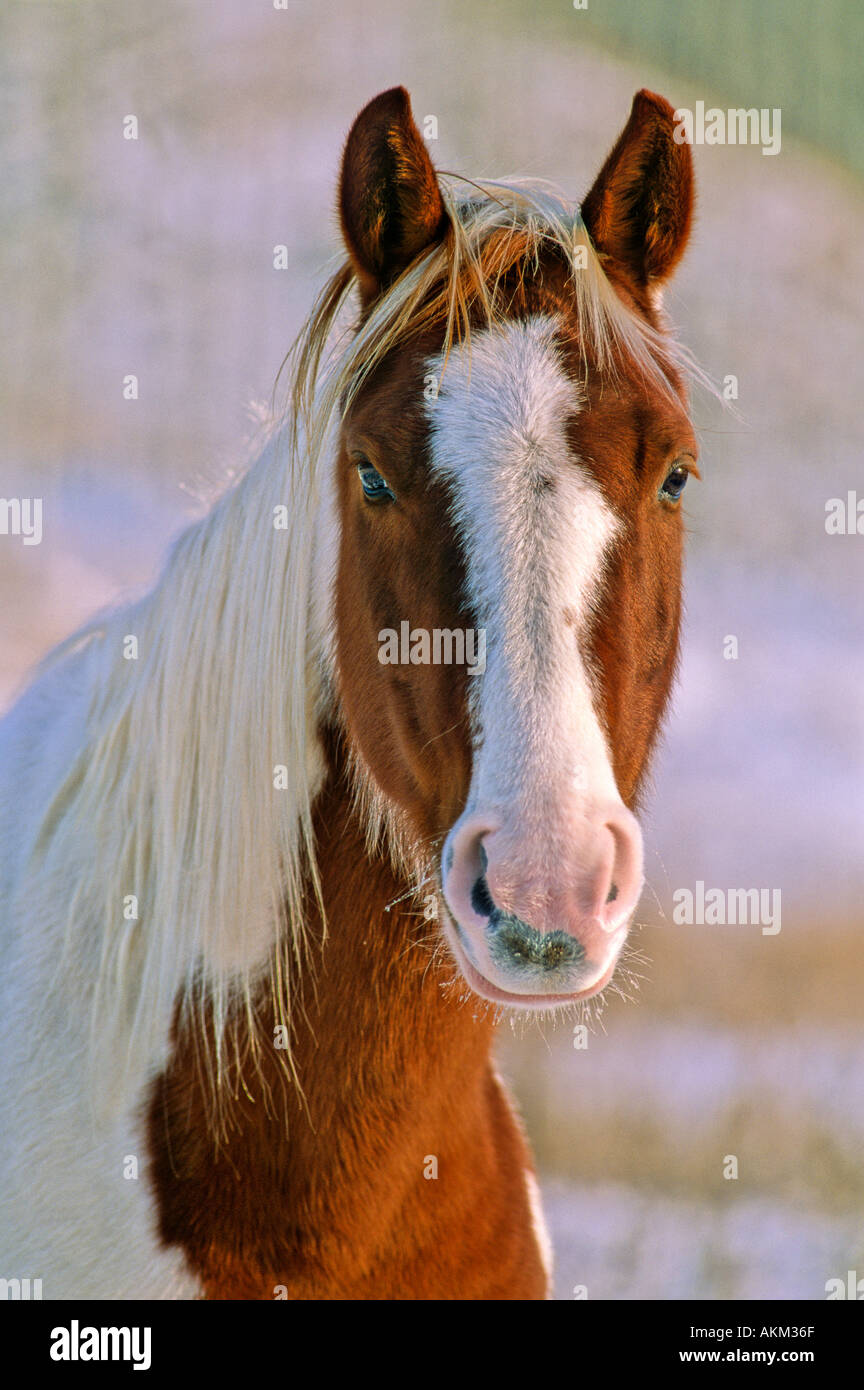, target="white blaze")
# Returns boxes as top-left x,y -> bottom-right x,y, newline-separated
426,316 -> 623,870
